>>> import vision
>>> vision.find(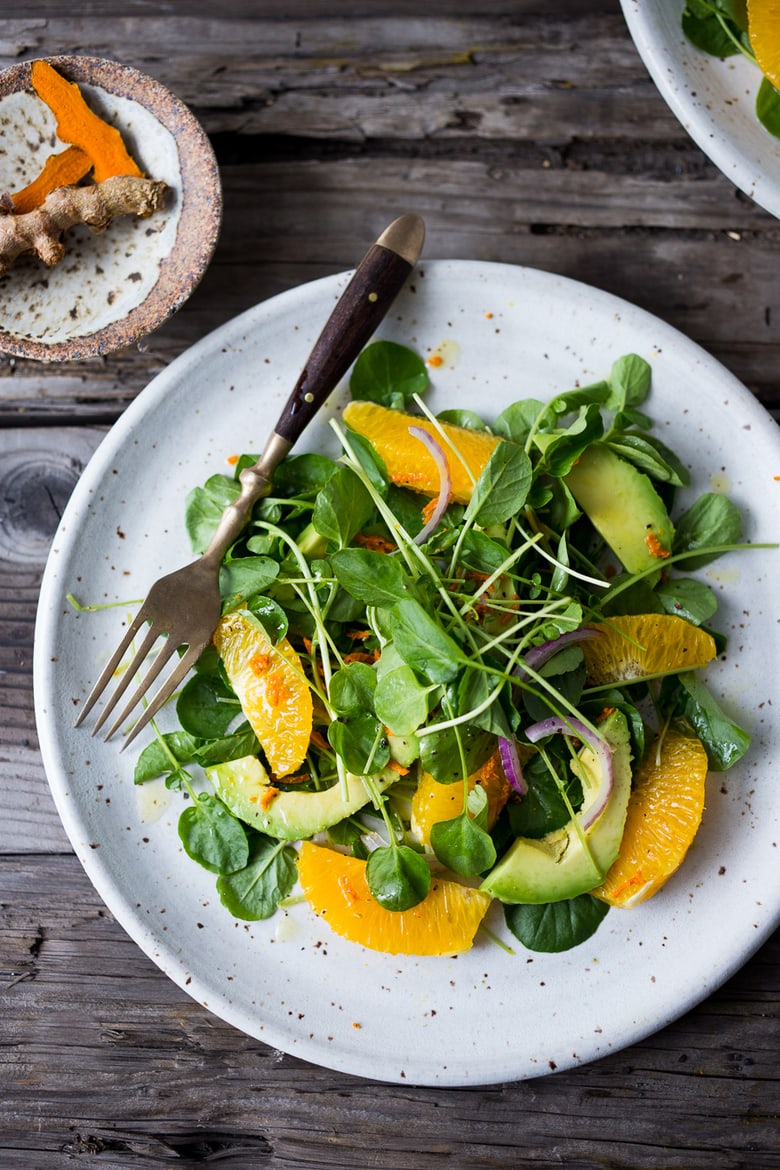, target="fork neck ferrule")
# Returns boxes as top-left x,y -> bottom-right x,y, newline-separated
201,432 -> 291,568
